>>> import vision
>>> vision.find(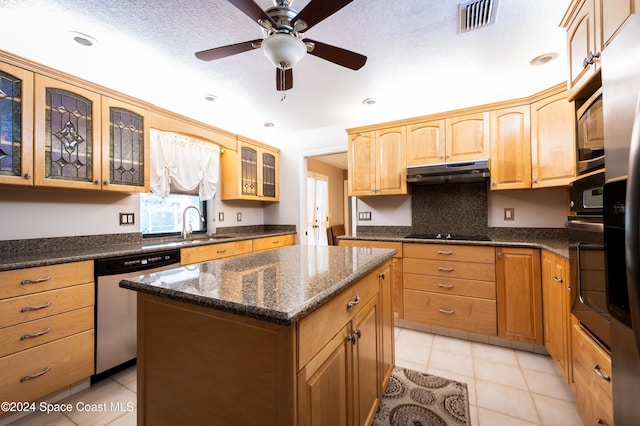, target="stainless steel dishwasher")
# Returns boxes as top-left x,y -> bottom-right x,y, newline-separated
94,249 -> 180,380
